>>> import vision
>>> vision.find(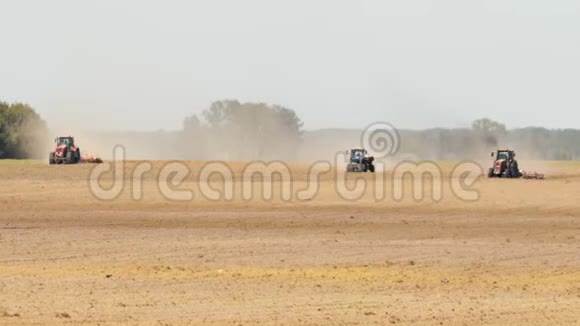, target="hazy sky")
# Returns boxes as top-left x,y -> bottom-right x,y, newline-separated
1,0 -> 579,131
